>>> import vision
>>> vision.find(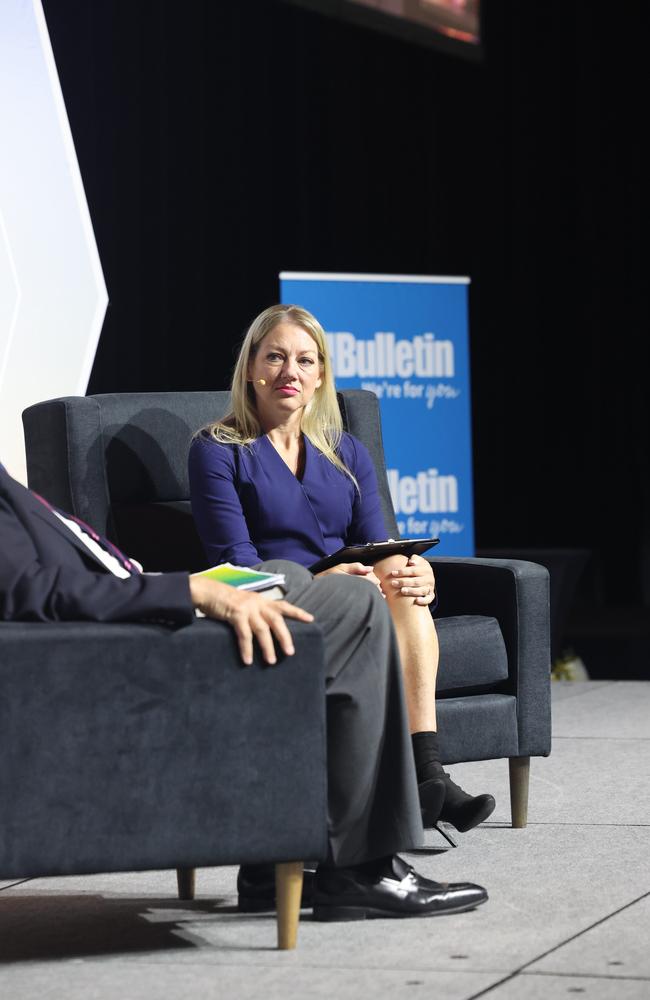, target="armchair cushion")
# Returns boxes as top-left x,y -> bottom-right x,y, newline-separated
436,615 -> 508,693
